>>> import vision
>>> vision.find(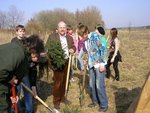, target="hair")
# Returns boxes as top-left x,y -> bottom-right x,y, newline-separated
57,21 -> 67,28
95,24 -> 103,29
15,25 -> 25,31
25,35 -> 45,55
67,25 -> 73,30
77,22 -> 83,29
95,24 -> 105,35
77,24 -> 89,37
110,28 -> 118,38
